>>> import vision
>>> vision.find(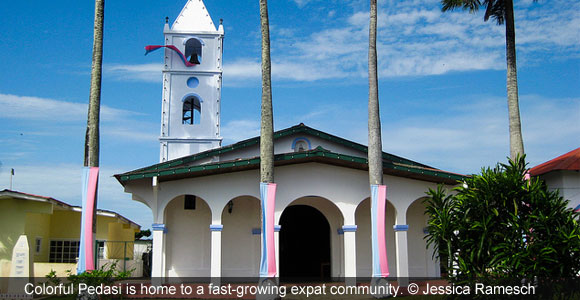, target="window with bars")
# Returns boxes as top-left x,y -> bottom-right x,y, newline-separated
49,240 -> 79,263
